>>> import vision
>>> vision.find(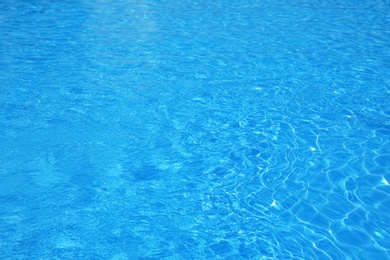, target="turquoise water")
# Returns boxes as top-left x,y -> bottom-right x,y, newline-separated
1,0 -> 390,259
